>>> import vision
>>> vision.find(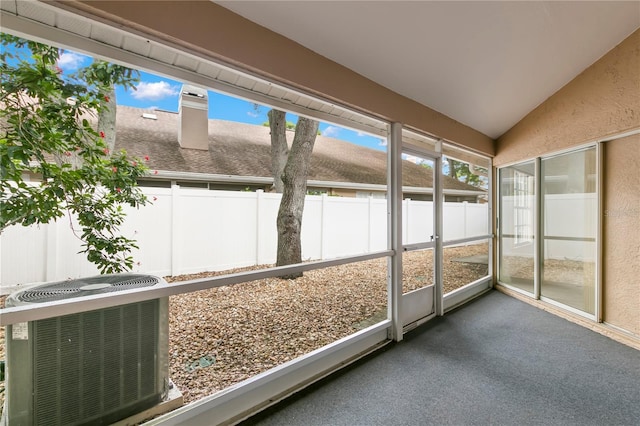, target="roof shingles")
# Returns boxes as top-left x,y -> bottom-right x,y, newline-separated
114,105 -> 481,192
